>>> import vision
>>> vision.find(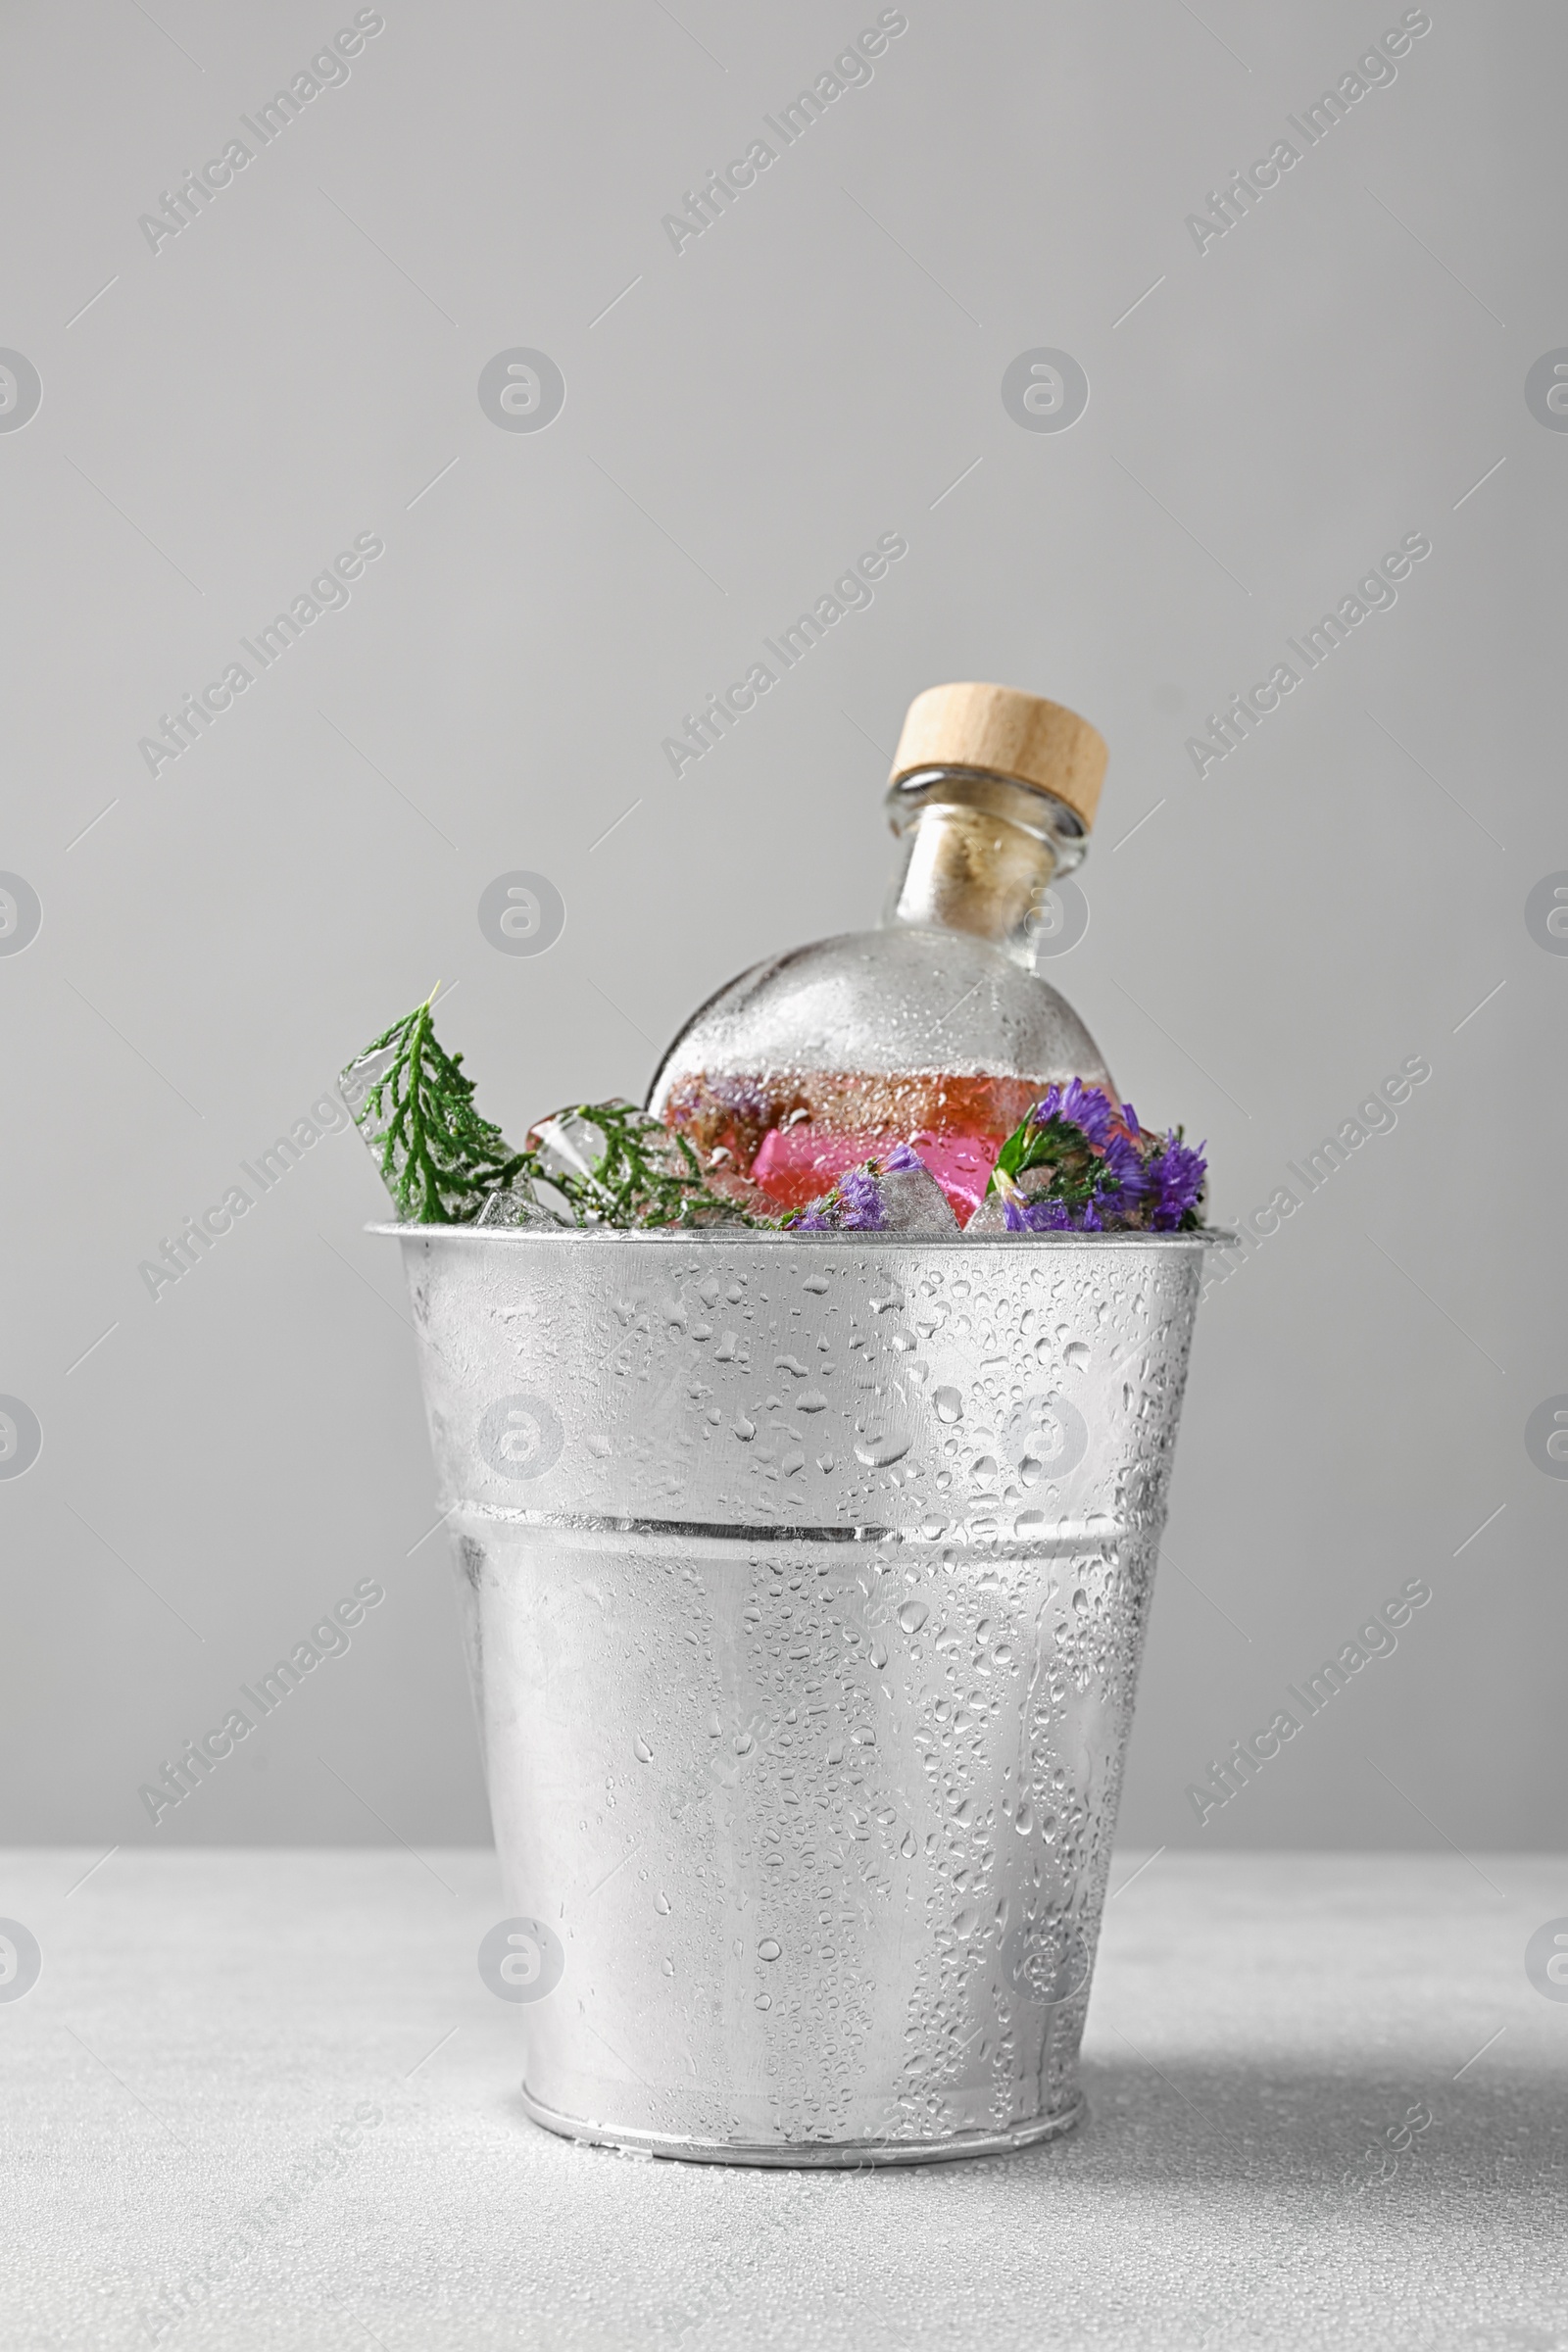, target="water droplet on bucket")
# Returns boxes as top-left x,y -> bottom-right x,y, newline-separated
898,1599 -> 929,1634
733,1416 -> 756,1442
900,1831 -> 916,1860
755,1991 -> 772,2011
758,1936 -> 782,1961
1064,1341 -> 1090,1371
855,1431 -> 911,1468
1014,1800 -> 1036,1836
933,1386 -> 963,1423
655,1891 -> 671,1915
634,1735 -> 654,1764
